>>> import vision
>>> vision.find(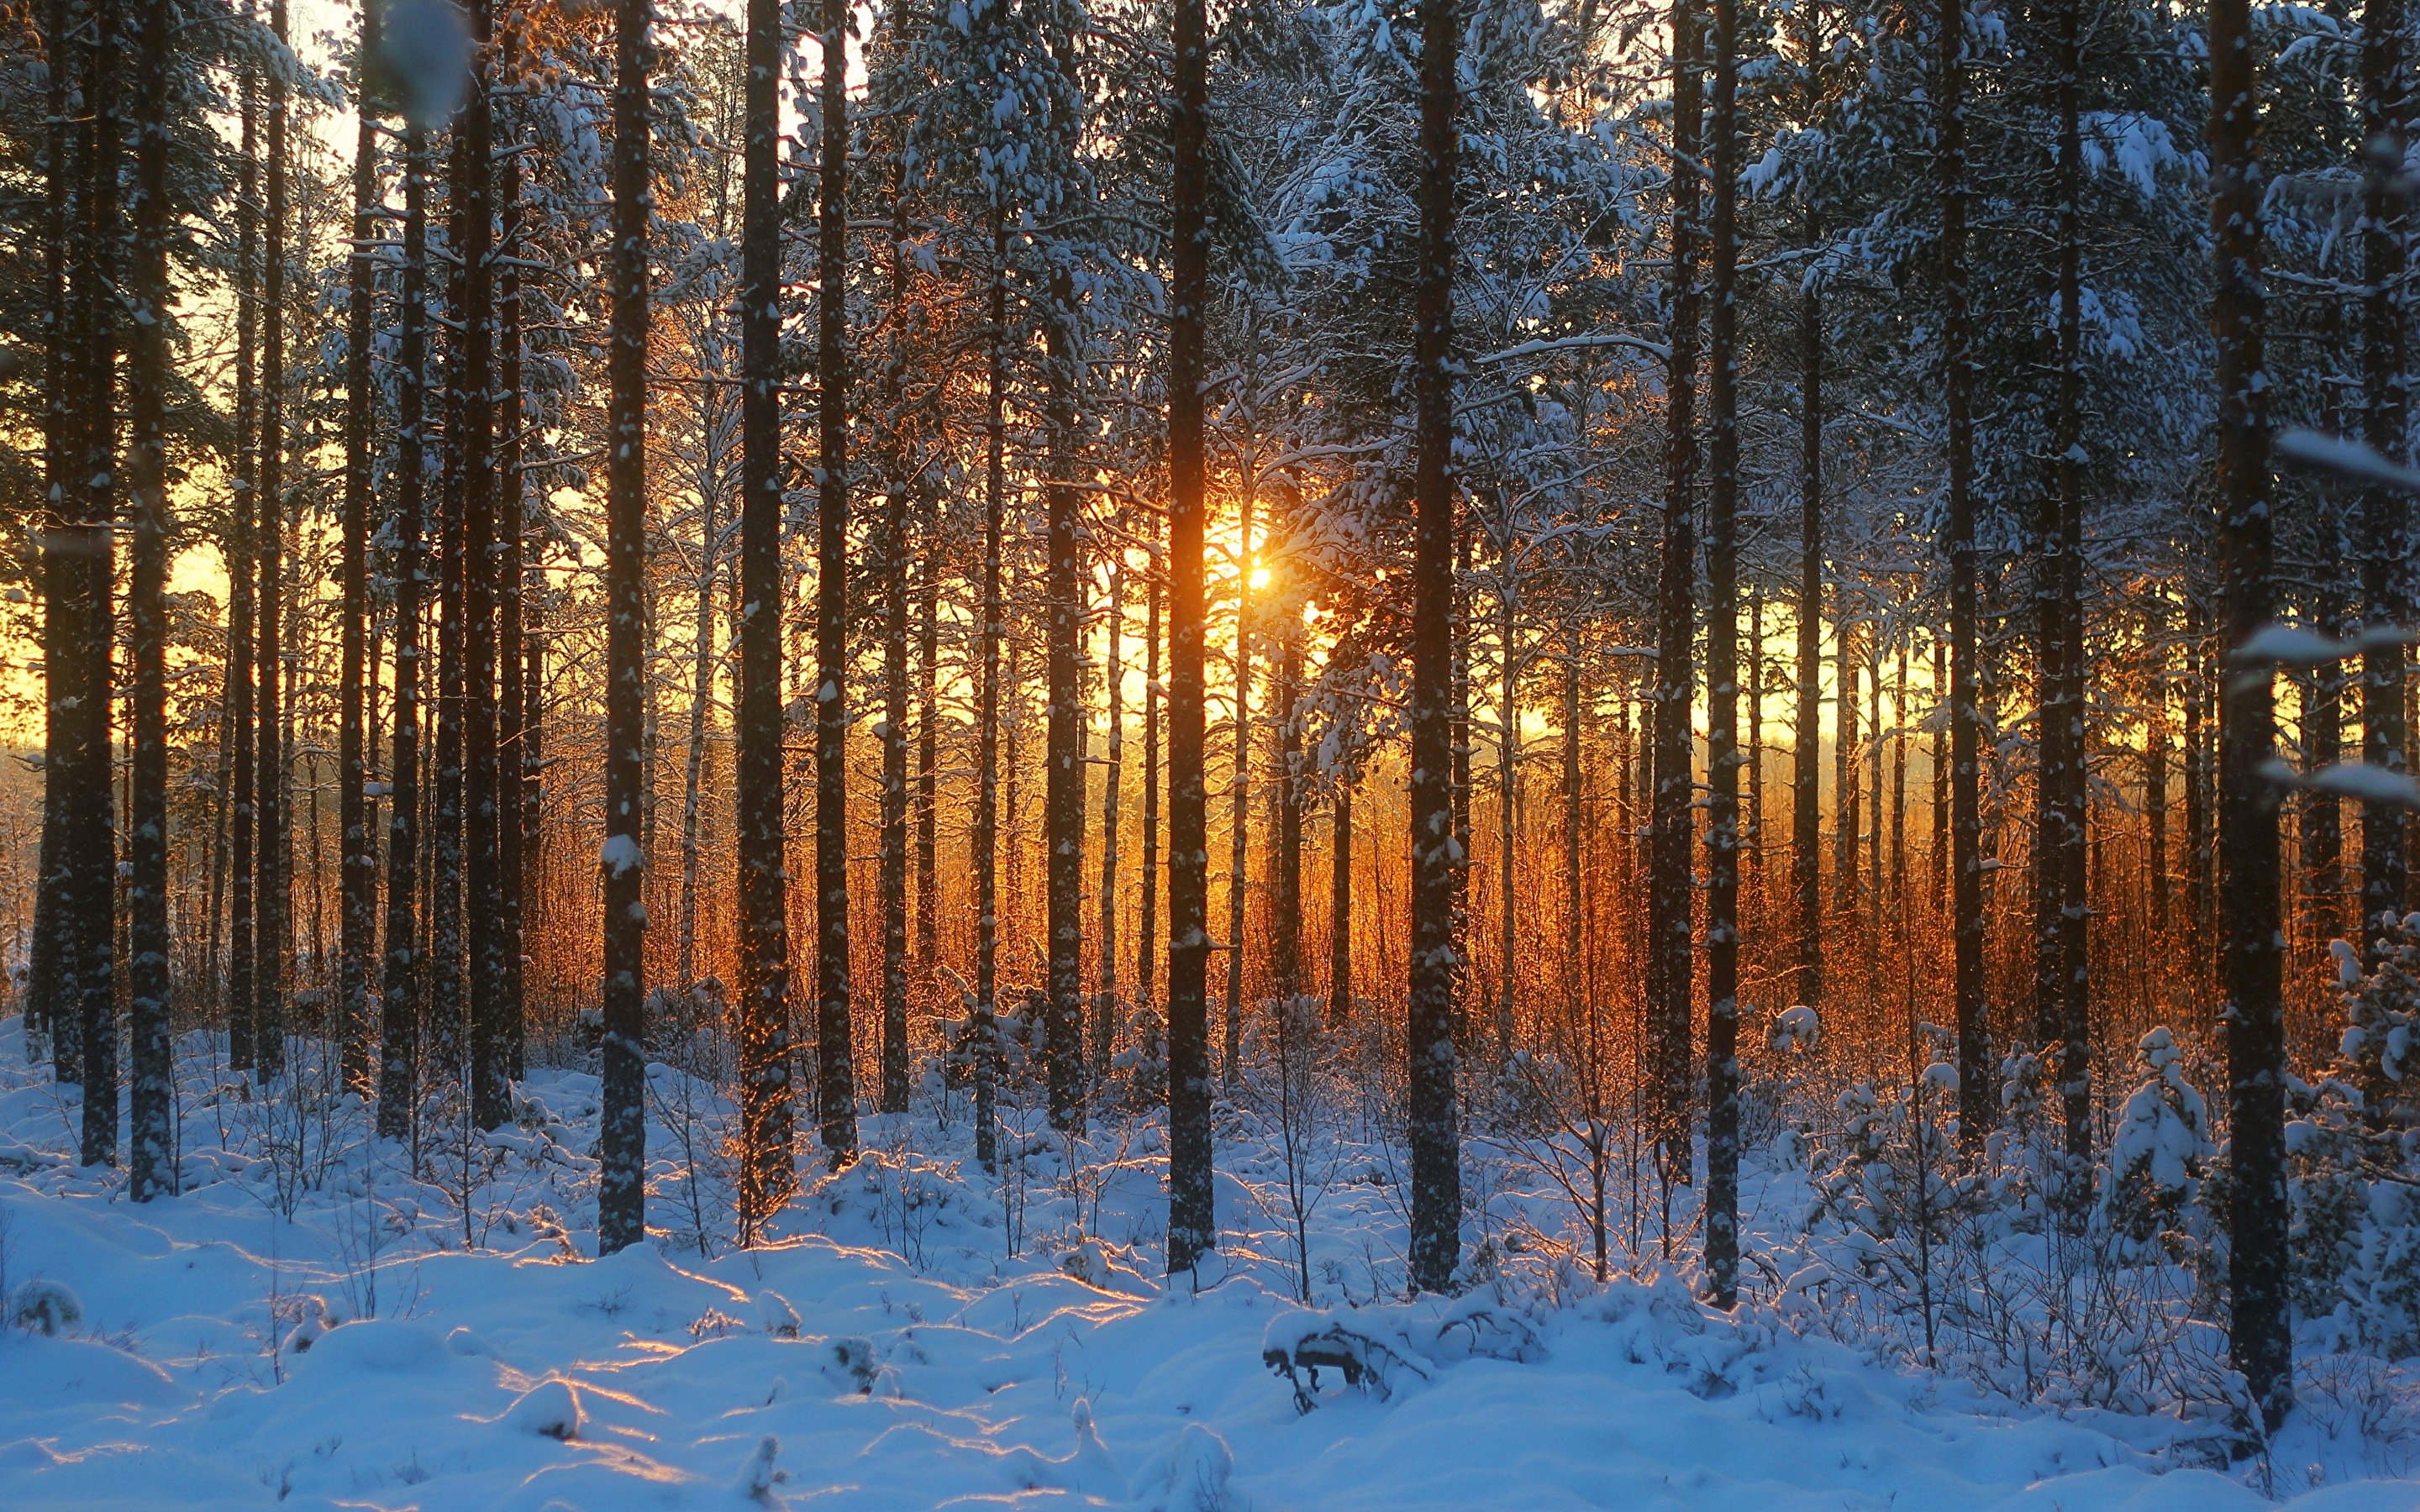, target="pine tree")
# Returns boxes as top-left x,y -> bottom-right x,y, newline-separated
1165,0 -> 1216,1277
2209,0 -> 2291,1425
734,0 -> 797,1239
813,0 -> 857,1164
598,0 -> 655,1255
1405,0 -> 1463,1295
124,0 -> 173,1202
